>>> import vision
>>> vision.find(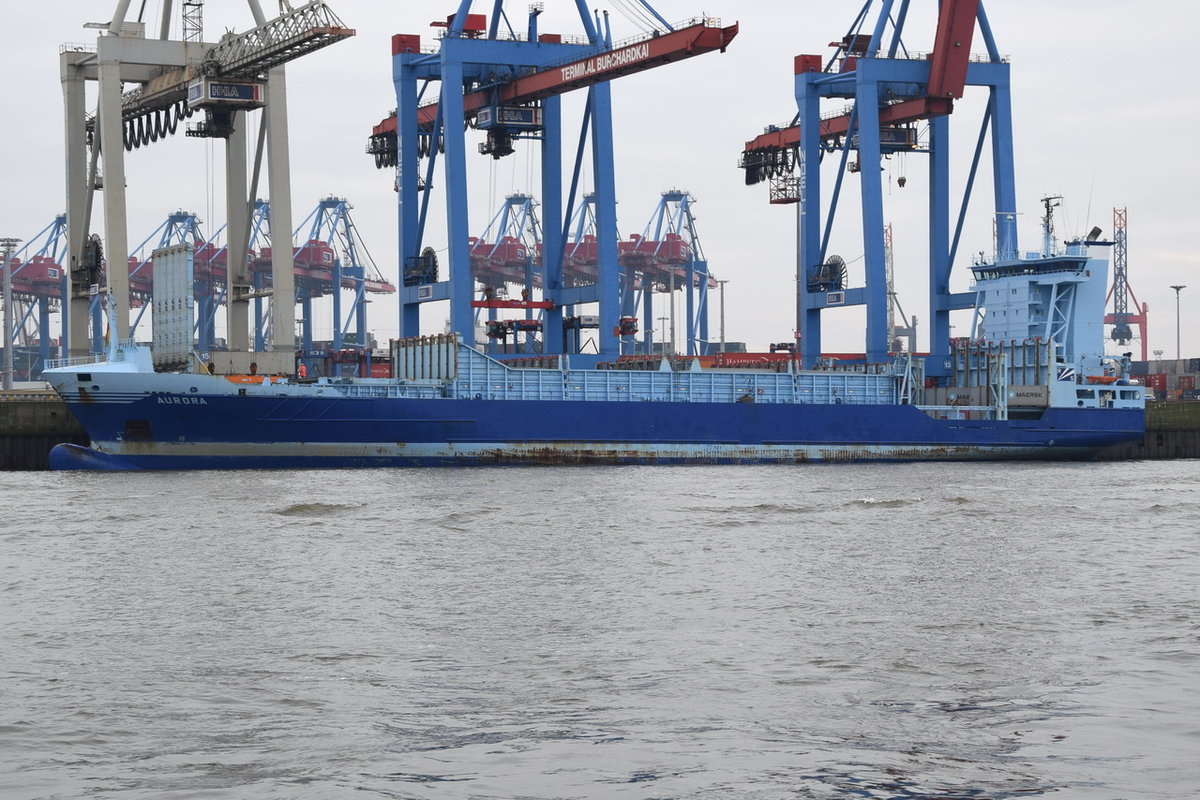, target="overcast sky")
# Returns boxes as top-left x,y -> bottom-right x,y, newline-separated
3,1 -> 1196,357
